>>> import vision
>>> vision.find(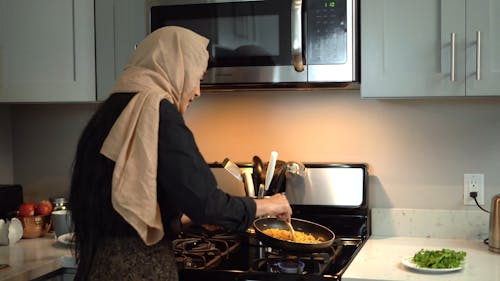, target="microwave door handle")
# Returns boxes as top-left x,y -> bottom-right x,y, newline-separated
291,0 -> 304,72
